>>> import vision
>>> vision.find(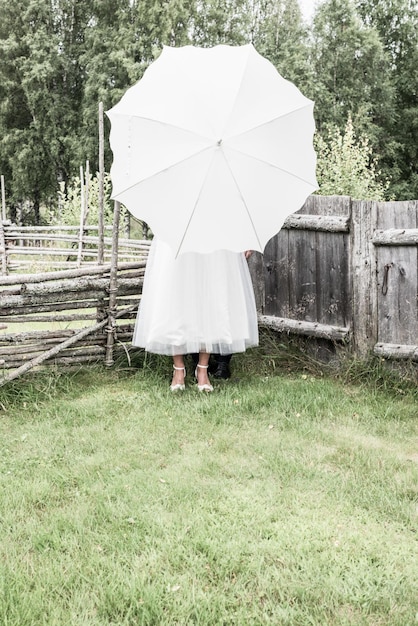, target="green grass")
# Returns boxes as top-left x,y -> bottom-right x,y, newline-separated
0,353 -> 417,626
